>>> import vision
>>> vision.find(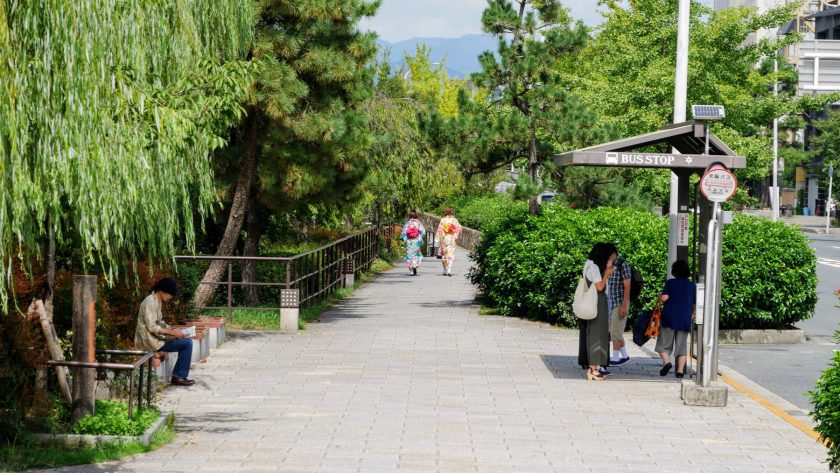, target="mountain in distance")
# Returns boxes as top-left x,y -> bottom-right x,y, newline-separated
377,34 -> 498,79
